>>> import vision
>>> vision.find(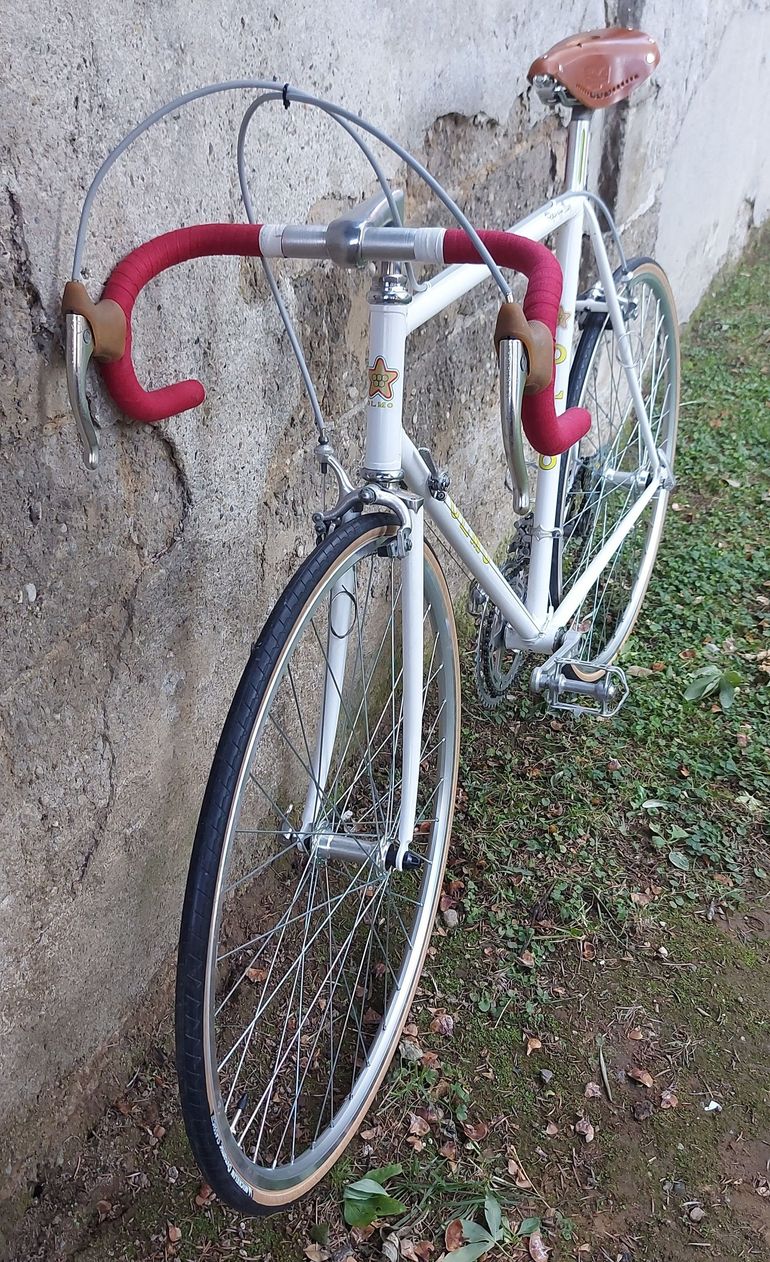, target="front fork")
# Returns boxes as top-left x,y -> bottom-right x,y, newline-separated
395,501 -> 424,868
300,568 -> 356,835
301,479 -> 425,873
